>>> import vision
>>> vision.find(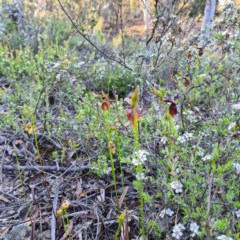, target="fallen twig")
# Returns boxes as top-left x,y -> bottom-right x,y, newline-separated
2,164 -> 90,173
51,183 -> 61,240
